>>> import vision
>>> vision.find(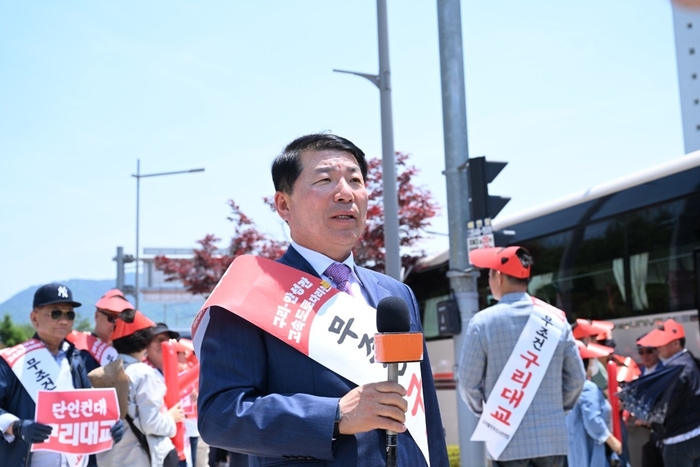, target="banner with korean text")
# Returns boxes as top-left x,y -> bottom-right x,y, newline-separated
191,255 -> 430,466
33,388 -> 120,456
66,331 -> 119,367
471,298 -> 565,460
